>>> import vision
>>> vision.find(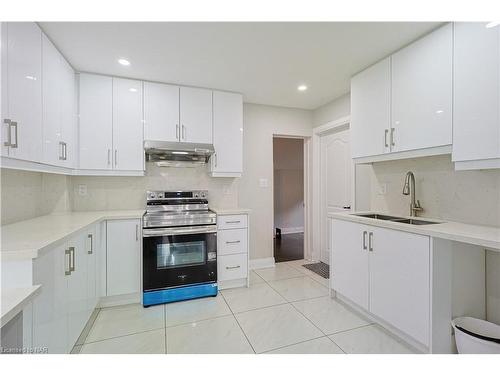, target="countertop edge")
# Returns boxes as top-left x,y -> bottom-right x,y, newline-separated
210,207 -> 252,215
1,285 -> 41,327
328,212 -> 500,251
